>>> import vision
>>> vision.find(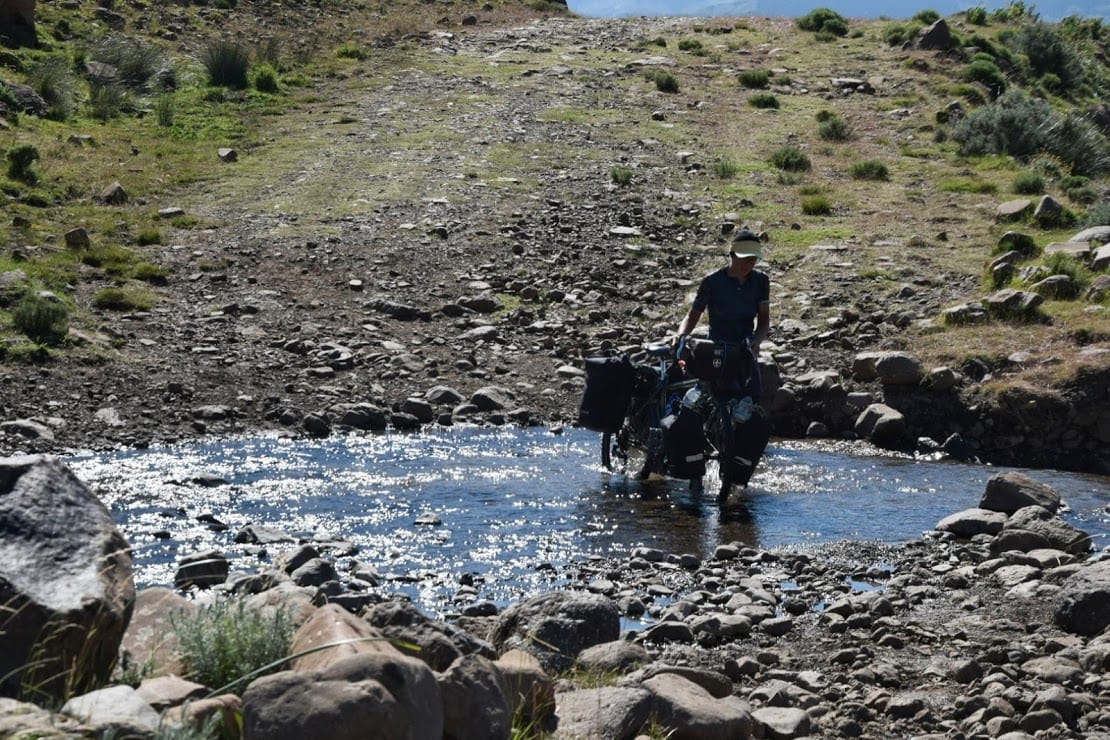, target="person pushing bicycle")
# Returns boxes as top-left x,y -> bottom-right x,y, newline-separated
673,228 -> 770,400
